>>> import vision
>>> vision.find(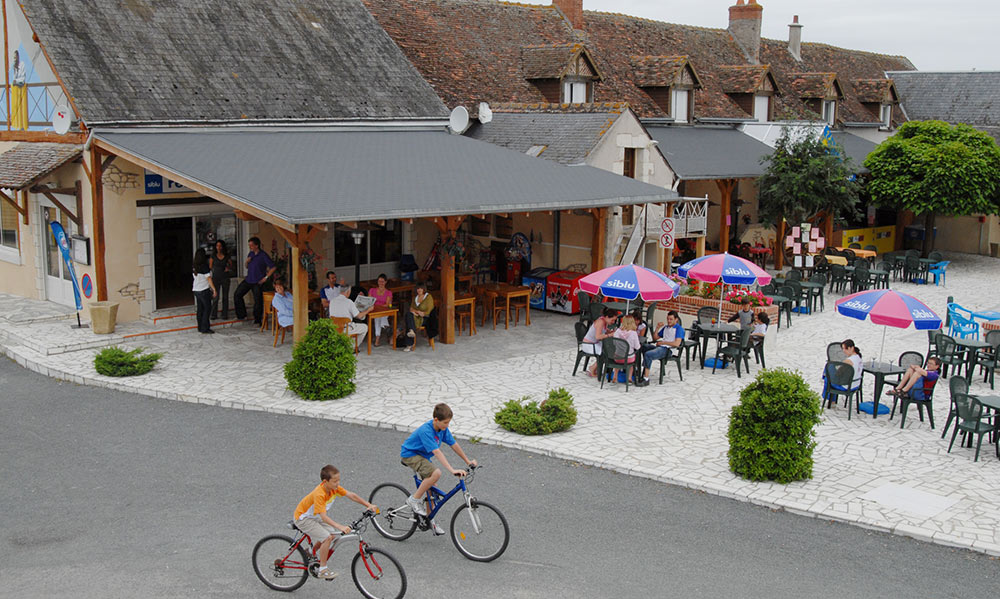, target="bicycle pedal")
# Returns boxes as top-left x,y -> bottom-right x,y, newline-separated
416,516 -> 431,531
